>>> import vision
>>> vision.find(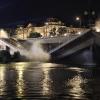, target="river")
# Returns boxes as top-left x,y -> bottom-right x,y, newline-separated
0,62 -> 100,100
